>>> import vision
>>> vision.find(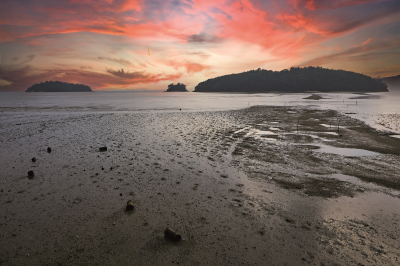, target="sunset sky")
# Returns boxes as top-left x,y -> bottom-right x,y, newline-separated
1,0 -> 400,91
